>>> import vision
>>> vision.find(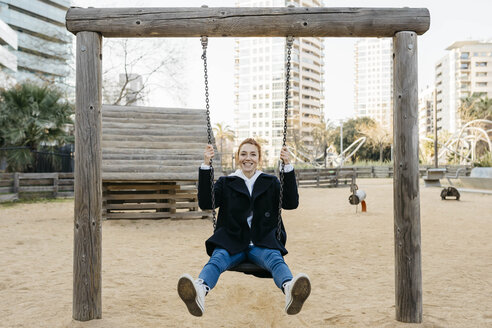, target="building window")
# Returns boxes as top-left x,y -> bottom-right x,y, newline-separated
476,82 -> 488,87
476,62 -> 487,67
476,72 -> 488,77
